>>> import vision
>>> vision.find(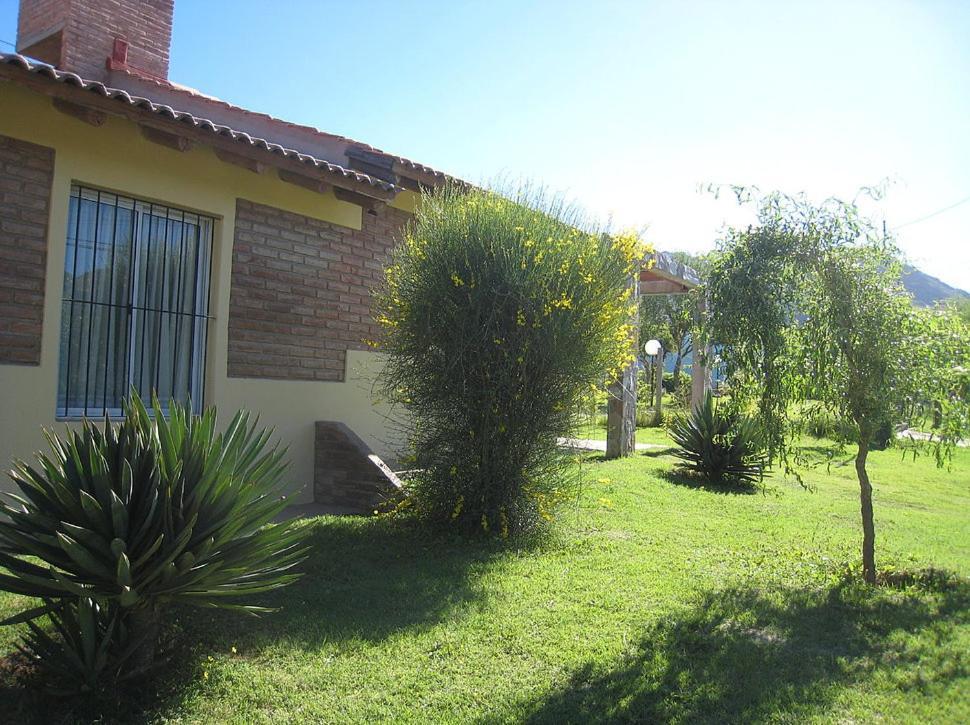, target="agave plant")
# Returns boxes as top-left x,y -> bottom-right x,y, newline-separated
0,392 -> 306,688
669,392 -> 766,485
16,597 -> 149,694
